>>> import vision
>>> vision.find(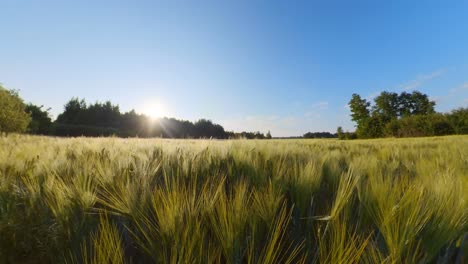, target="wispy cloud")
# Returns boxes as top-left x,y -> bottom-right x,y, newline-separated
355,69 -> 447,104
309,101 -> 329,110
397,69 -> 446,91
448,82 -> 468,96
365,91 -> 381,101
432,82 -> 468,104
304,101 -> 329,119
